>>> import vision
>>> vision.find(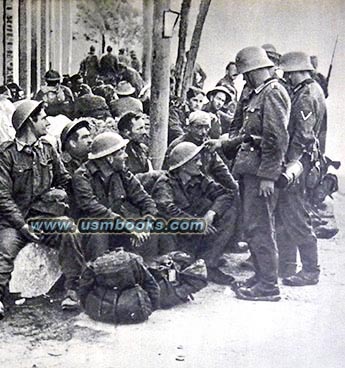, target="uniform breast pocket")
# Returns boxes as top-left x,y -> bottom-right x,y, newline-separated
243,107 -> 262,132
12,163 -> 32,192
